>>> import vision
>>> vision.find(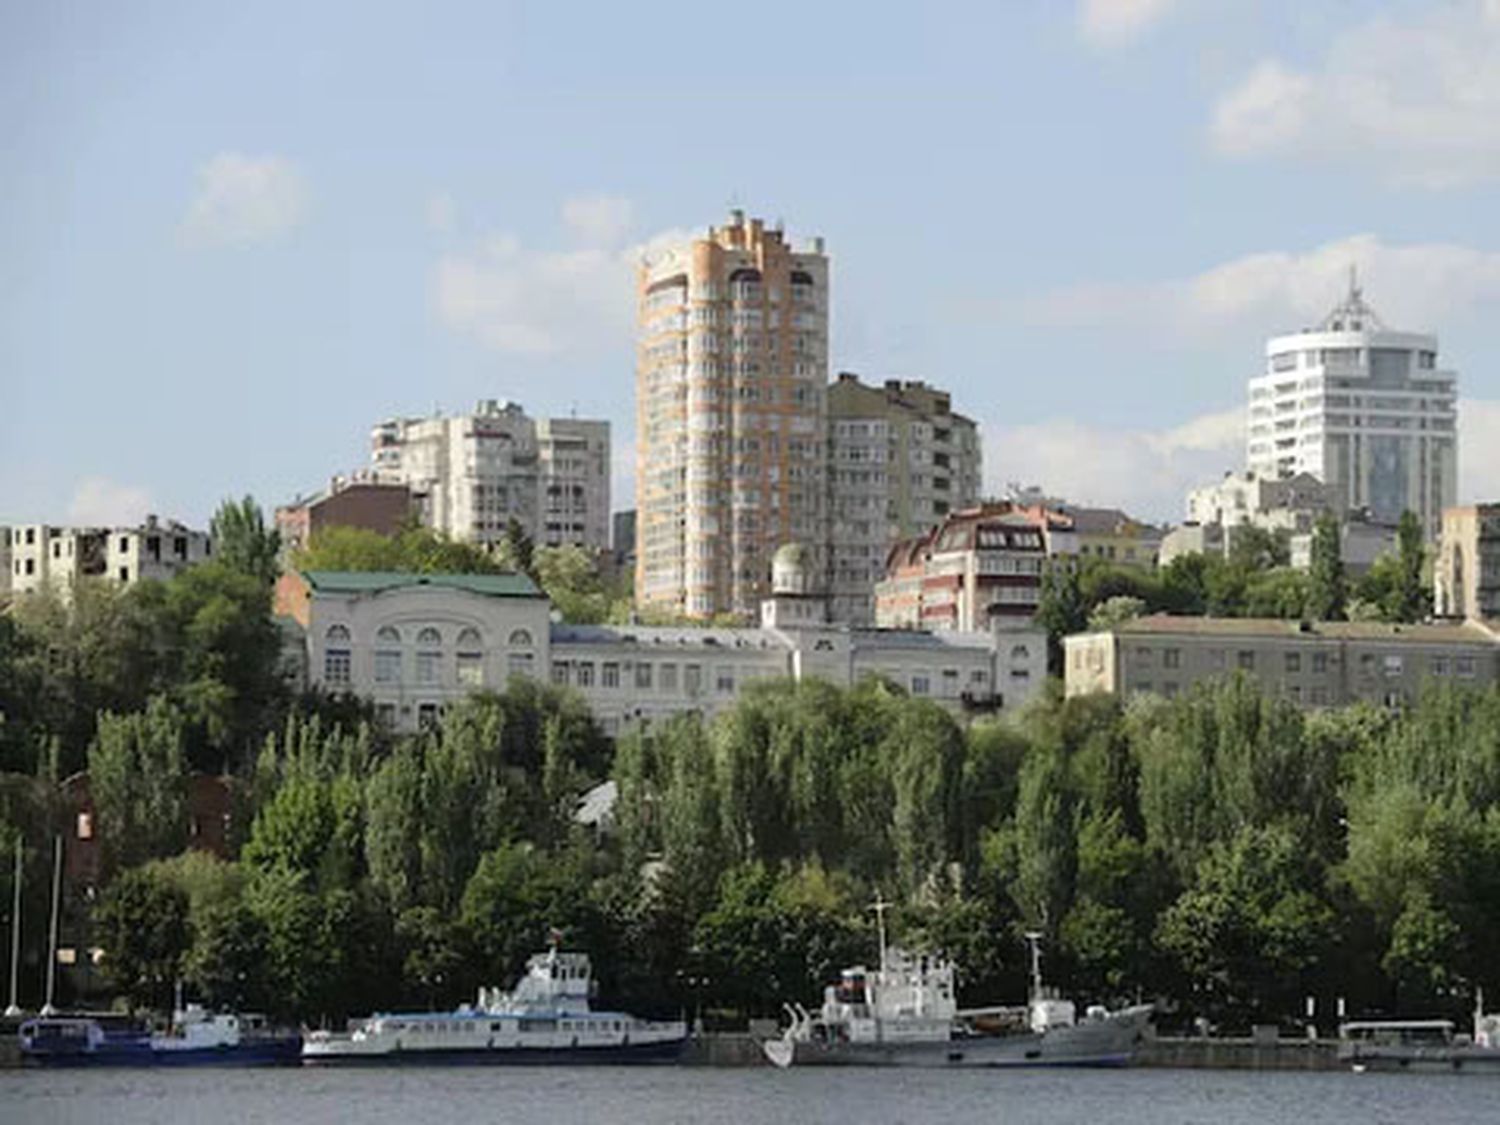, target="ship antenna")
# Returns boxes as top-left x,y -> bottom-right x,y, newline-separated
871,892 -> 891,974
1024,931 -> 1044,1002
